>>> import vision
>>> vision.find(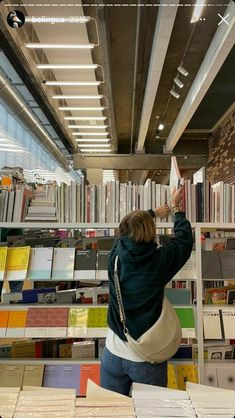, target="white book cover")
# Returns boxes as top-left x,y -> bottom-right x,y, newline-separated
155,184 -> 161,209
177,251 -> 196,279
132,184 -> 137,211
115,180 -> 120,222
71,181 -> 77,223
28,248 -> 53,280
203,310 -> 222,339
132,383 -> 189,400
204,365 -> 218,388
222,309 -> 235,339
76,183 -> 81,223
90,184 -> 96,224
2,190 -> 9,222
135,407 -> 195,417
212,181 -> 224,223
169,156 -> 181,193
120,183 -> 127,220
101,183 -> 106,223
139,185 -> 144,210
60,182 -> 65,223
111,181 -> 116,223
13,189 -> 23,222
51,248 -> 75,280
217,366 -> 235,390
127,181 -> 132,214
6,190 -> 15,222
